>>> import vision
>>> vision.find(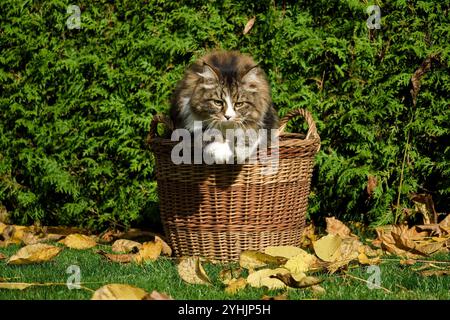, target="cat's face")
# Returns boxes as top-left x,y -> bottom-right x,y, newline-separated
188,52 -> 271,131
